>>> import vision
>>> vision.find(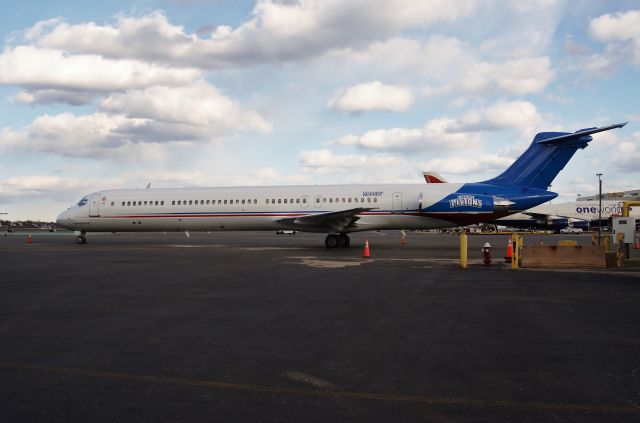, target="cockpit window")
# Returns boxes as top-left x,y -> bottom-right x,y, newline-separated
77,197 -> 88,207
